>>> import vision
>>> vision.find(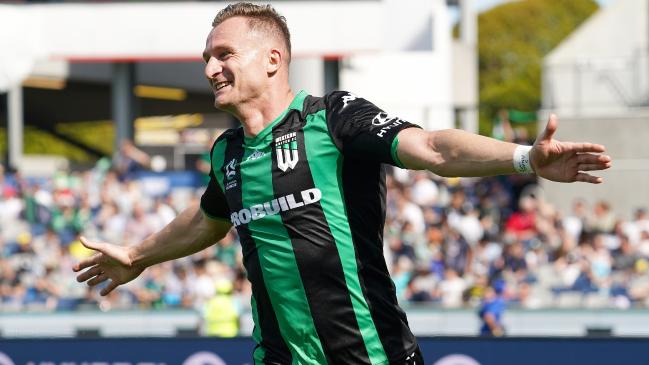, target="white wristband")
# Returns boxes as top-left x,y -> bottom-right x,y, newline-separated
513,145 -> 534,174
